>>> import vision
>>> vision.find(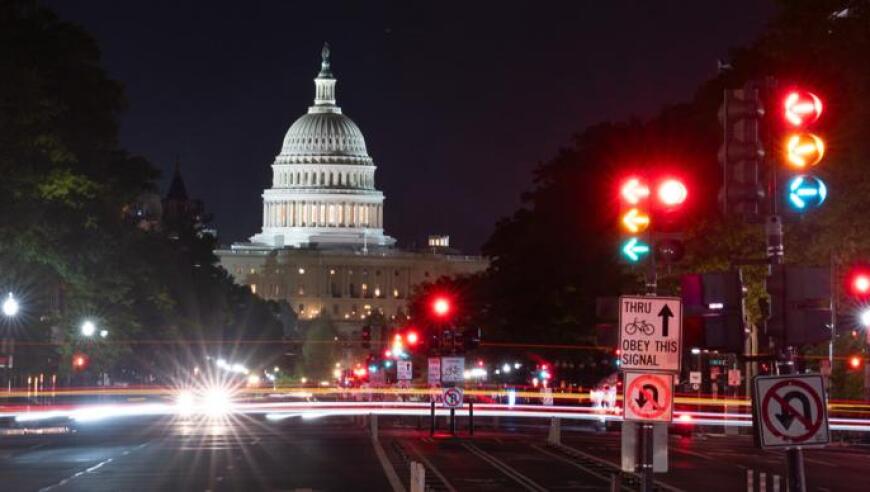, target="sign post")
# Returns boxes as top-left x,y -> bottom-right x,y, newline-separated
618,296 -> 682,492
